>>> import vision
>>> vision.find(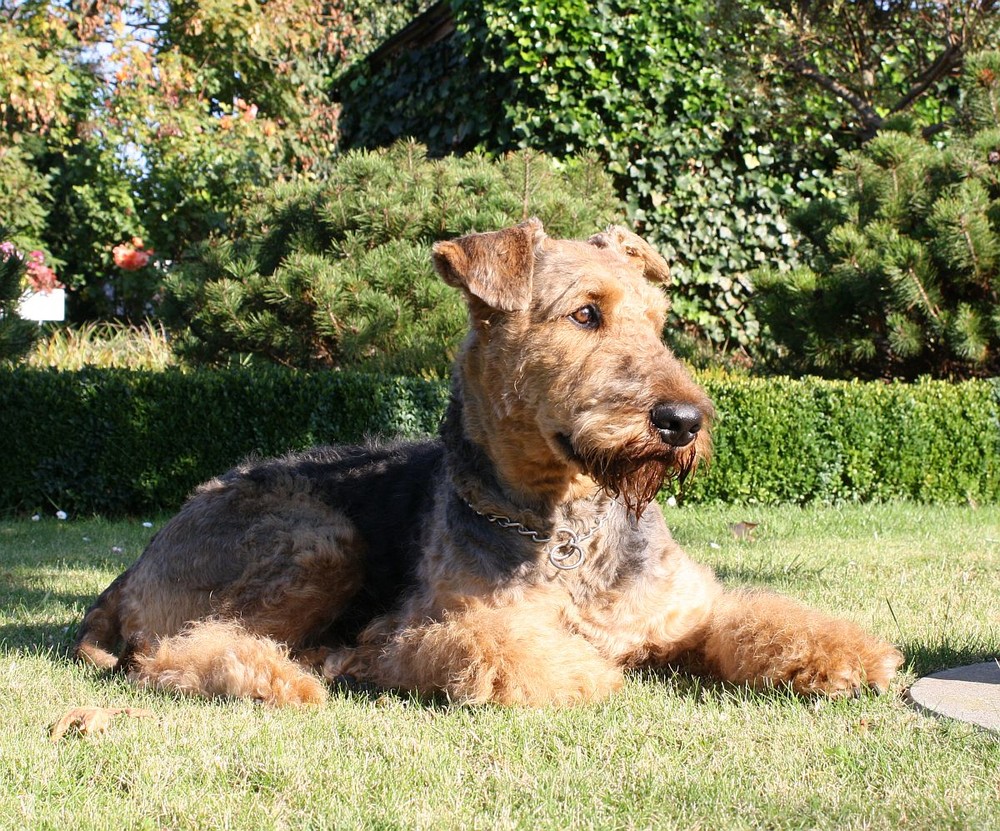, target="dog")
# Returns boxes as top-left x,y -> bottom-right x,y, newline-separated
73,218 -> 903,706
